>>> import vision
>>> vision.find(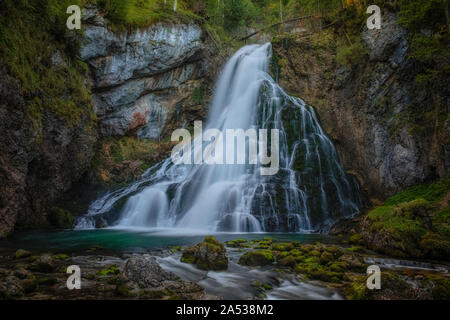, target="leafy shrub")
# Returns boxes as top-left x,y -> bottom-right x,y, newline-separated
336,40 -> 368,66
